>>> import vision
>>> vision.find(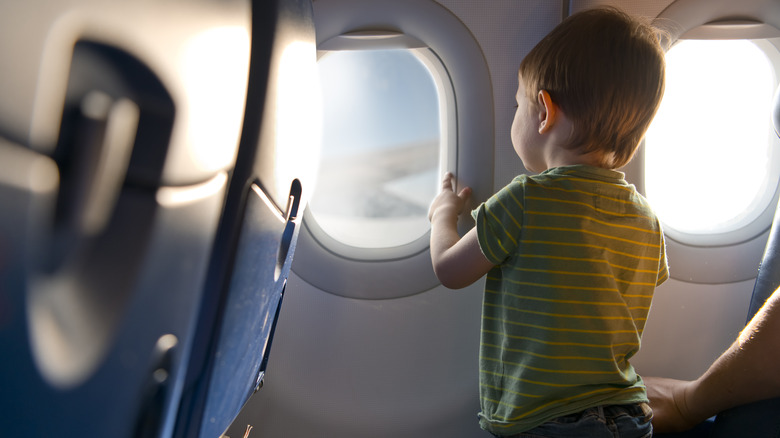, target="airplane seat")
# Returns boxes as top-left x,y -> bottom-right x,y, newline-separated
172,0 -> 319,436
744,85 -> 780,323
0,0 -> 317,437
